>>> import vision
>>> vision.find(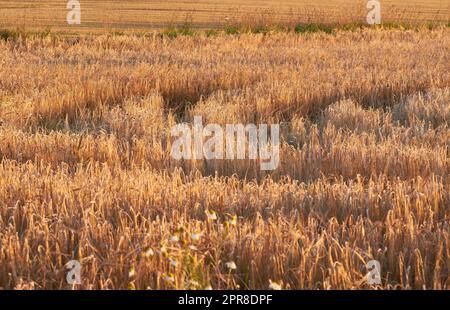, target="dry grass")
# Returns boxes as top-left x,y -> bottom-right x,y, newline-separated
0,0 -> 448,33
0,25 -> 449,290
